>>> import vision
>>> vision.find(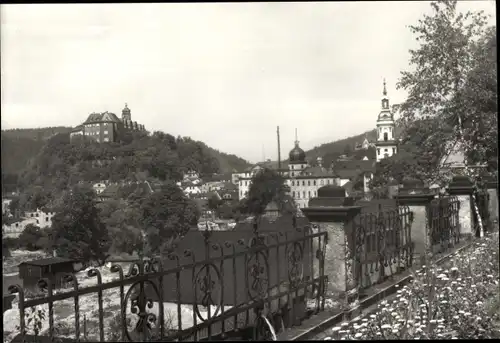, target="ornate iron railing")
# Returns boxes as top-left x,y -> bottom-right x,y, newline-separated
429,196 -> 460,253
353,206 -> 414,291
7,221 -> 327,342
